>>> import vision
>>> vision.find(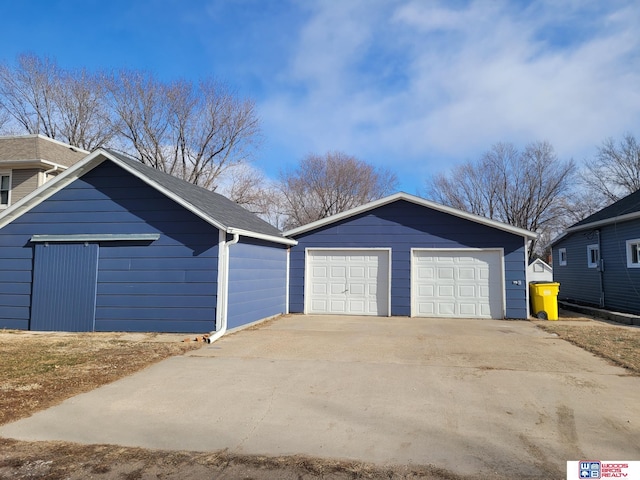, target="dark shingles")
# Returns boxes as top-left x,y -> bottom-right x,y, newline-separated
103,149 -> 284,238
572,189 -> 640,228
